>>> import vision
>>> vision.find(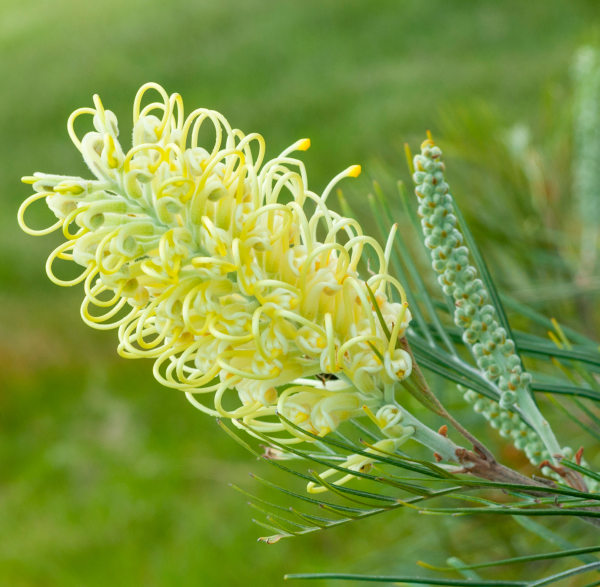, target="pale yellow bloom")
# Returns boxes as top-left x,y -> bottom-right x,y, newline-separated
18,83 -> 412,443
306,435 -> 413,493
